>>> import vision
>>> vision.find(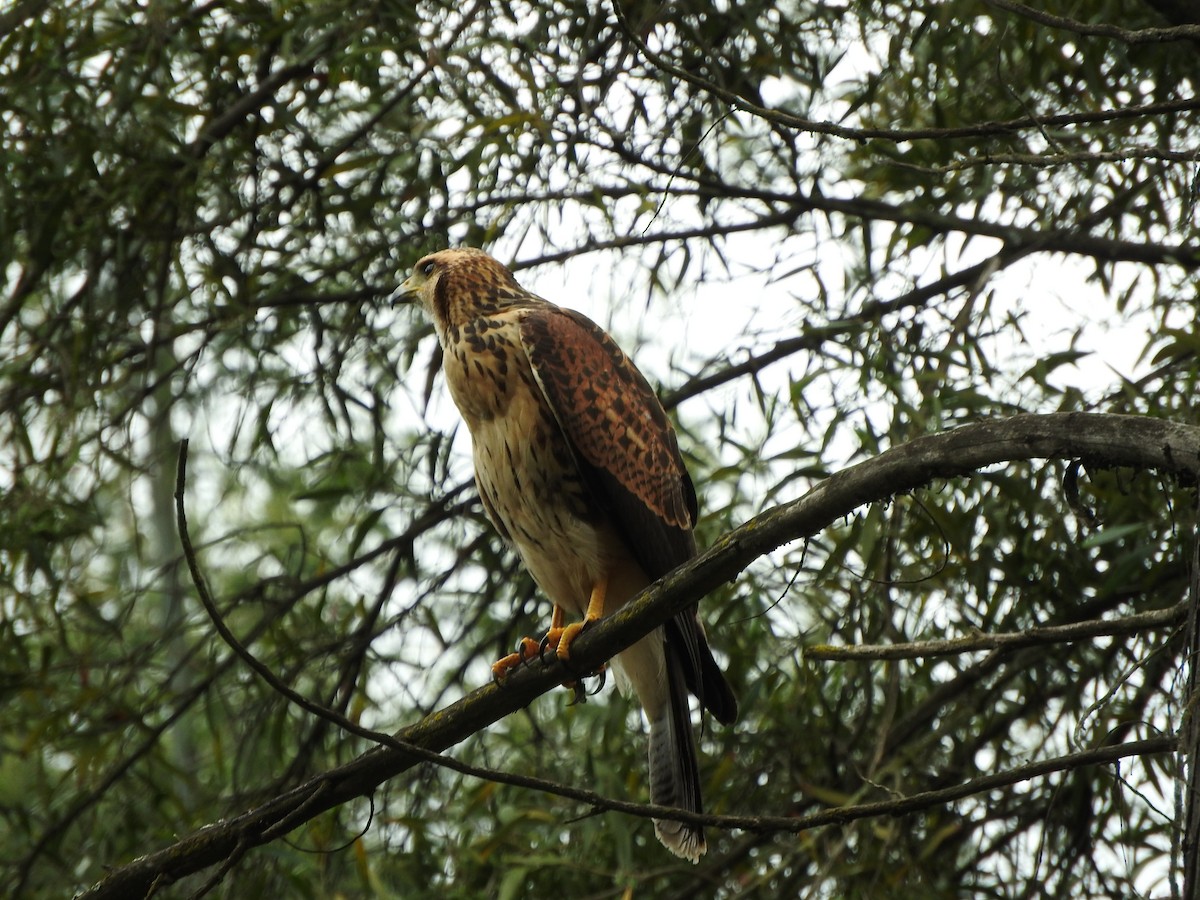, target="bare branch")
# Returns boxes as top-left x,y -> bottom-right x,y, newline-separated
807,602 -> 1187,661
610,1 -> 1200,144
513,209 -> 803,269
718,737 -> 1174,835
593,135 -> 1200,270
82,414 -> 1200,898
984,0 -> 1200,43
